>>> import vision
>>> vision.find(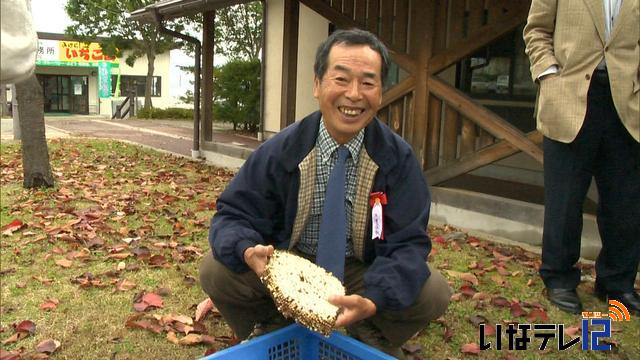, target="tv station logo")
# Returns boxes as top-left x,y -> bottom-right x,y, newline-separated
479,300 -> 631,352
